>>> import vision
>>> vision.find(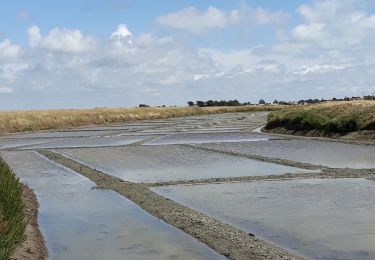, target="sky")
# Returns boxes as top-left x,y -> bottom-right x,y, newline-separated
1,0 -> 375,109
